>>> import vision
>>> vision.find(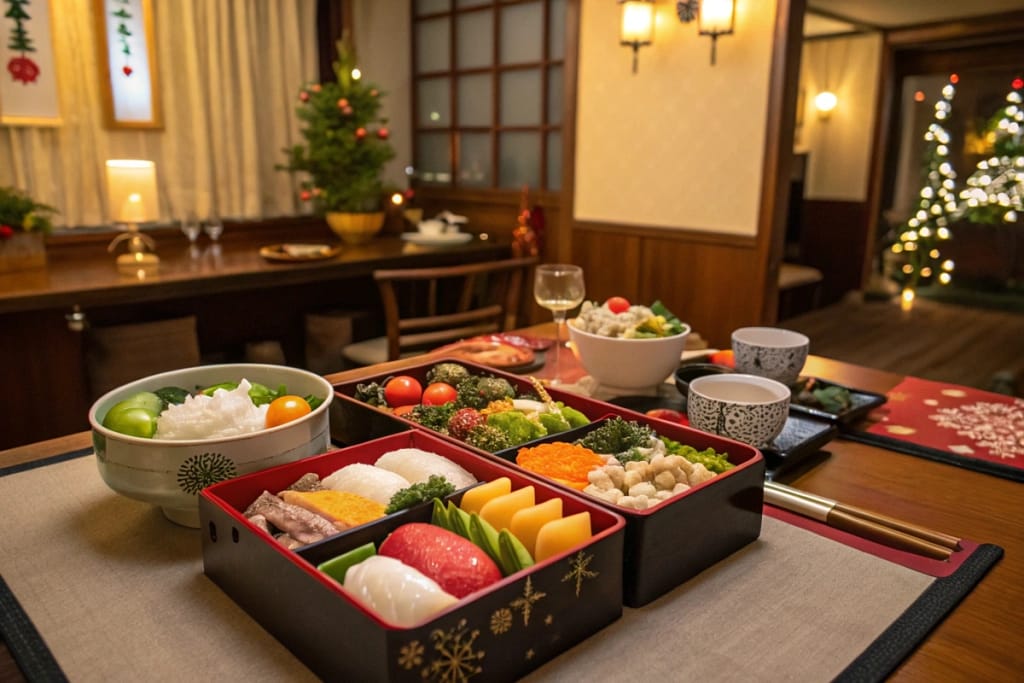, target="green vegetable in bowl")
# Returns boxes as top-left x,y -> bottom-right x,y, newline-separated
154,386 -> 190,406
102,391 -> 164,438
661,437 -> 733,473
